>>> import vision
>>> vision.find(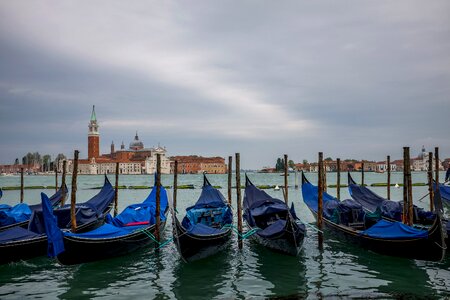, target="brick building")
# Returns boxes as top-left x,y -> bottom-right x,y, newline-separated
170,156 -> 227,174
